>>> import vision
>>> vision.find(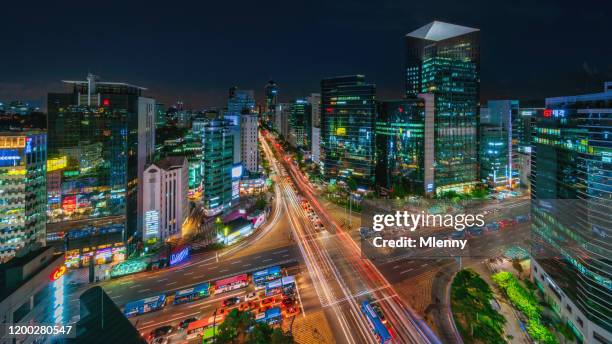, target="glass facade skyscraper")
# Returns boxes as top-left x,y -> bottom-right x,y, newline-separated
264,80 -> 278,126
406,21 -> 479,194
46,74 -> 155,266
321,75 -> 376,186
0,131 -> 46,262
288,99 -> 311,149
530,84 -> 611,343
375,96 -> 434,194
201,120 -> 235,216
